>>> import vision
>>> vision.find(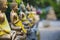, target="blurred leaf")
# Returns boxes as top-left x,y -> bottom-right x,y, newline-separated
16,0 -> 22,4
